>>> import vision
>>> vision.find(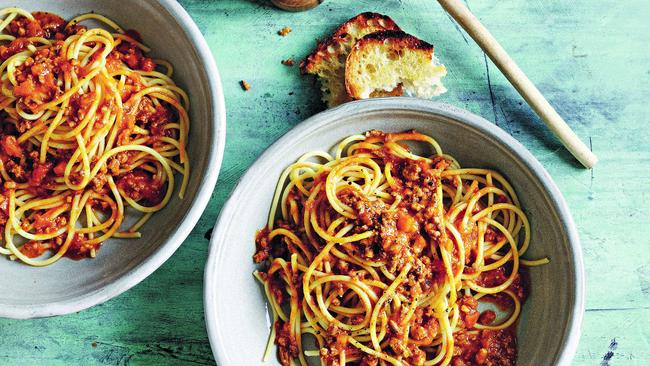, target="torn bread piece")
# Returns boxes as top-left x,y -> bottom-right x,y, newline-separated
300,12 -> 401,107
345,30 -> 447,100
